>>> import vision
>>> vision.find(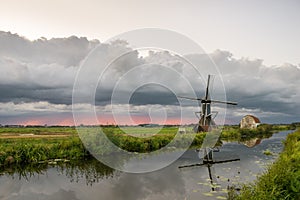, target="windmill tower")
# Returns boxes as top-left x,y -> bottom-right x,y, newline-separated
180,75 -> 237,132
